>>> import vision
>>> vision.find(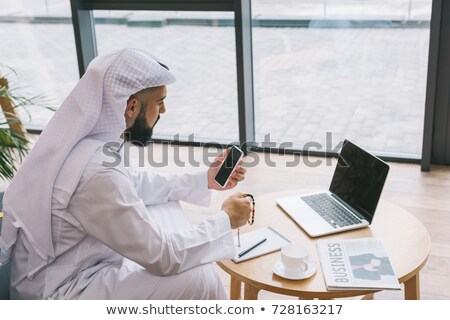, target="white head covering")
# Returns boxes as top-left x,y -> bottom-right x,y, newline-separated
0,48 -> 176,278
